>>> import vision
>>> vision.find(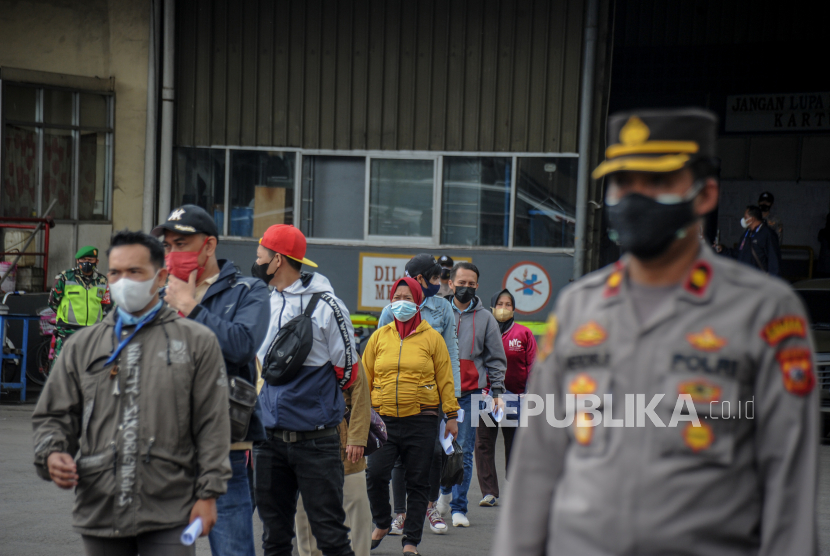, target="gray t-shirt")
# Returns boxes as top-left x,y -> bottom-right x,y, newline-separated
628,279 -> 678,324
